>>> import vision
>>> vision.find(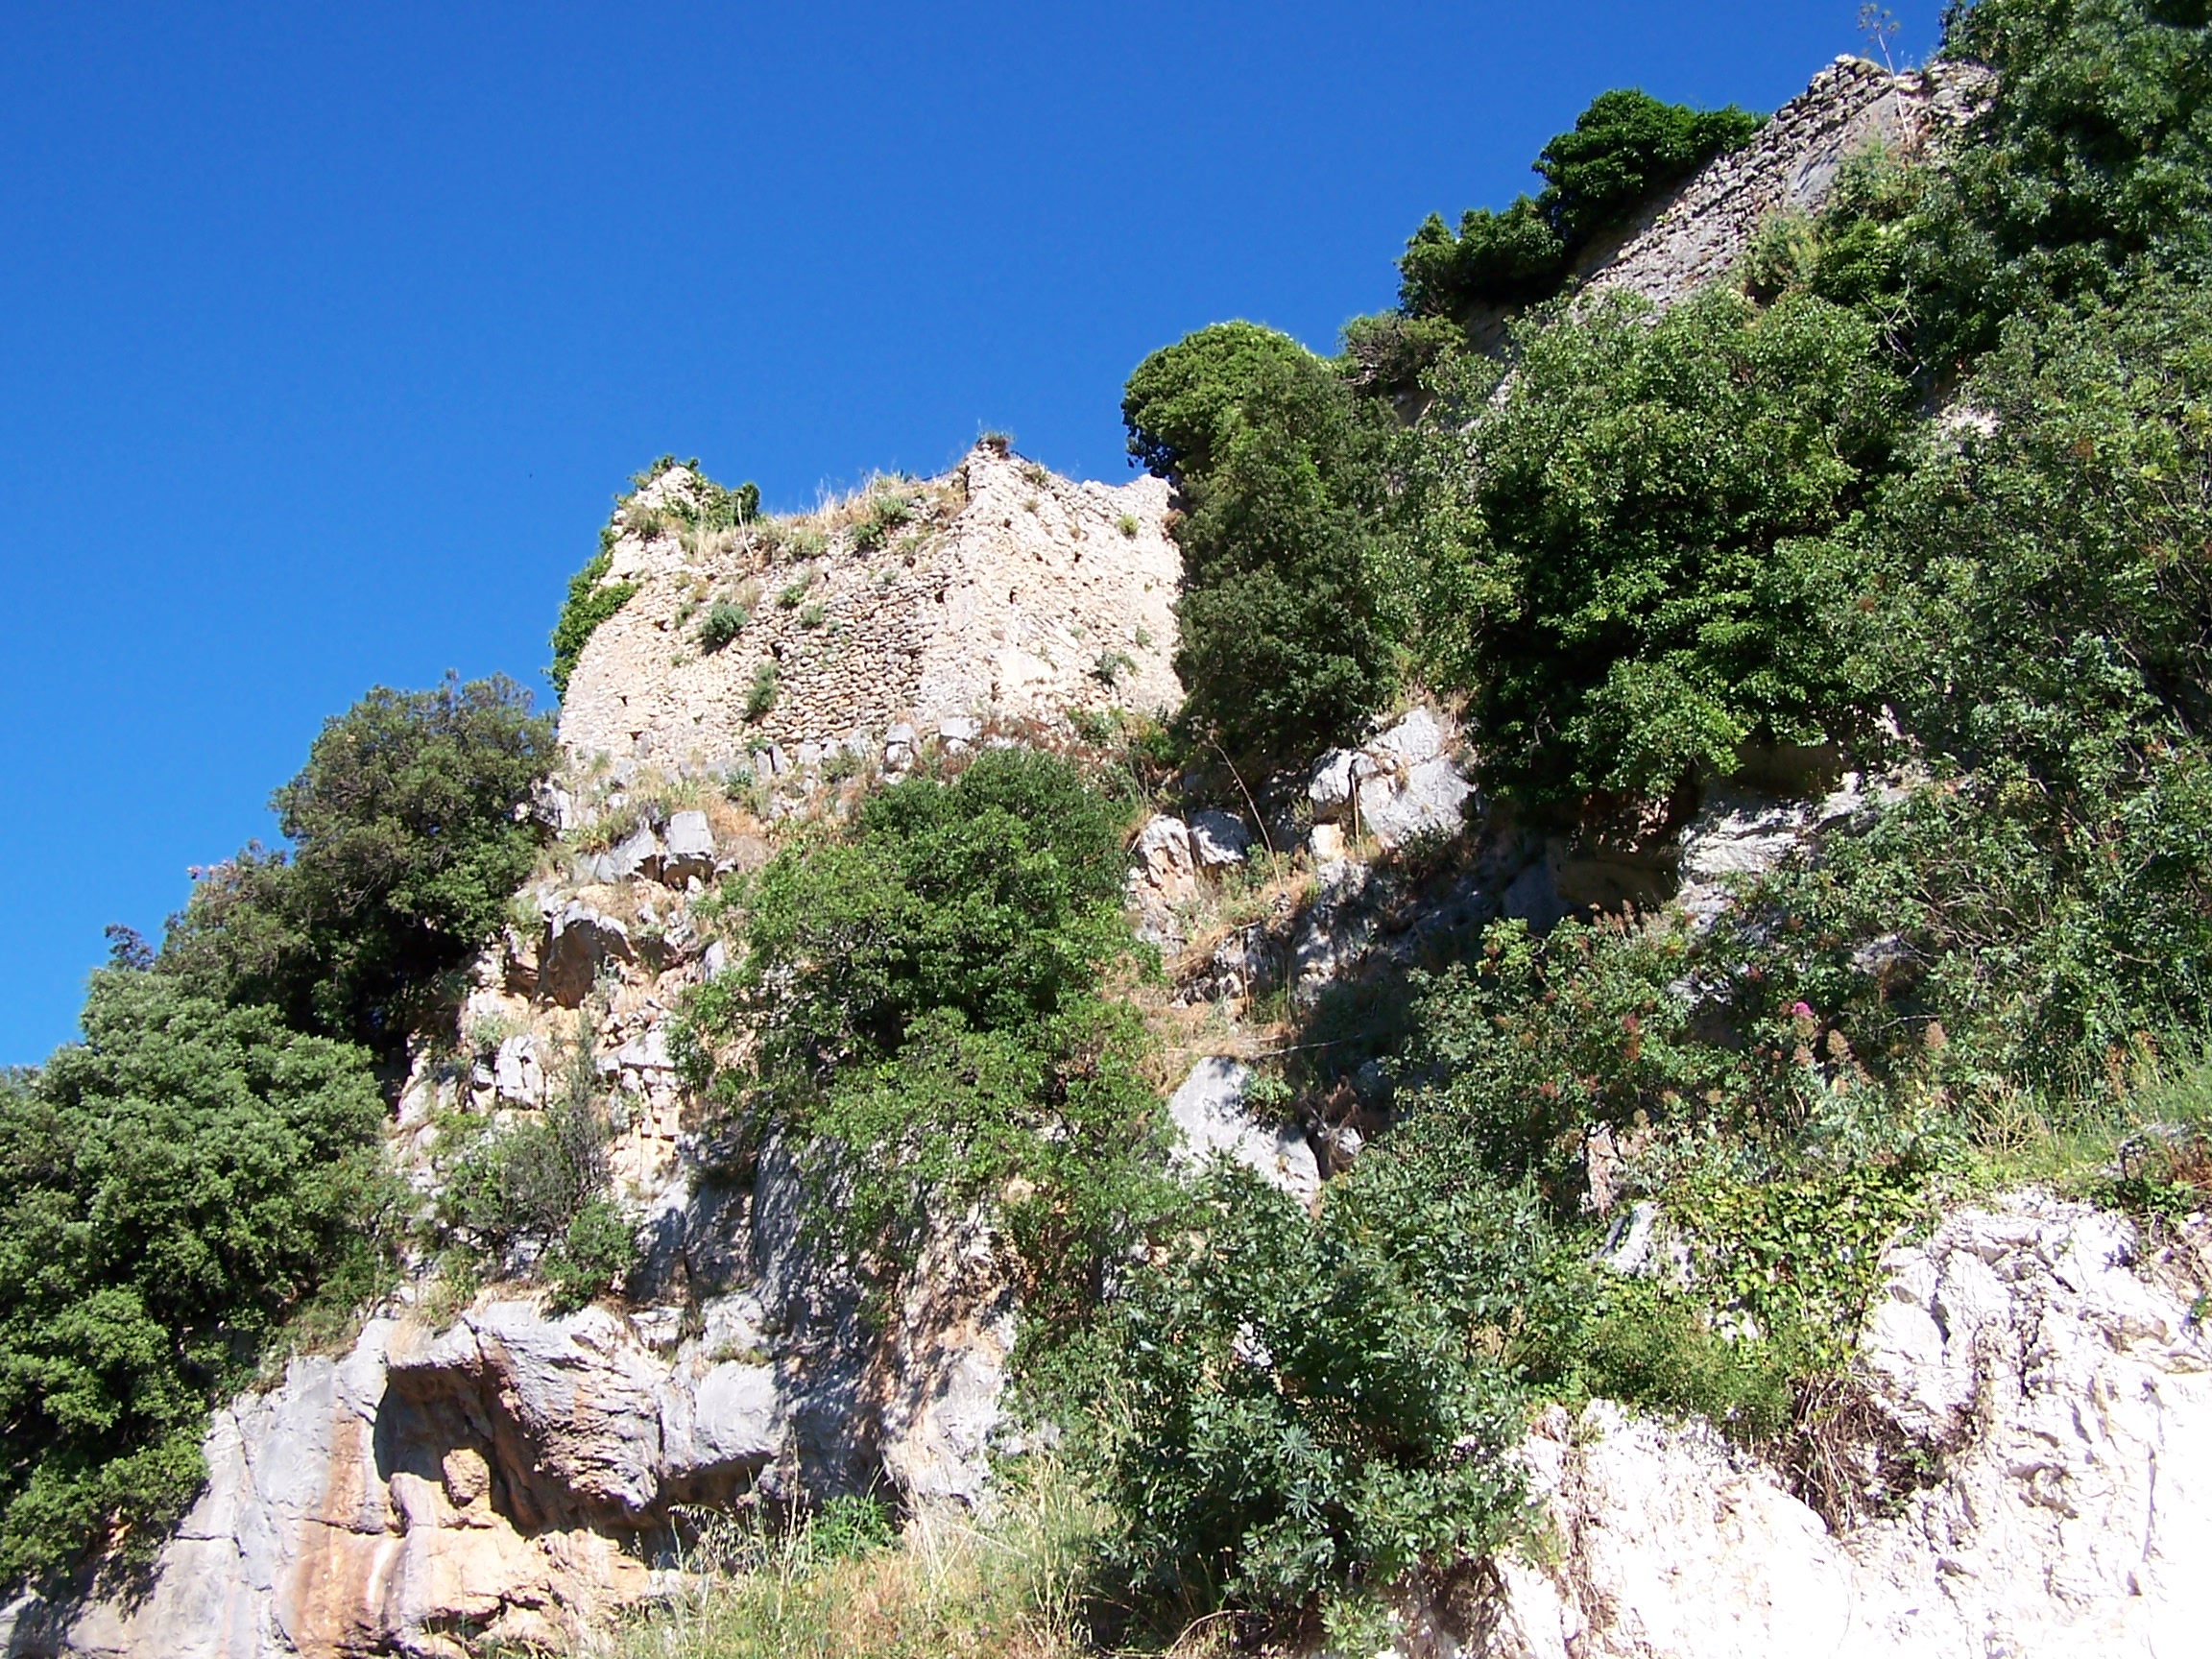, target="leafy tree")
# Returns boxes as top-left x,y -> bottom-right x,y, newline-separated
161,675 -> 553,1054
0,974 -> 389,1582
1123,324 -> 1396,759
1784,0 -> 2212,379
